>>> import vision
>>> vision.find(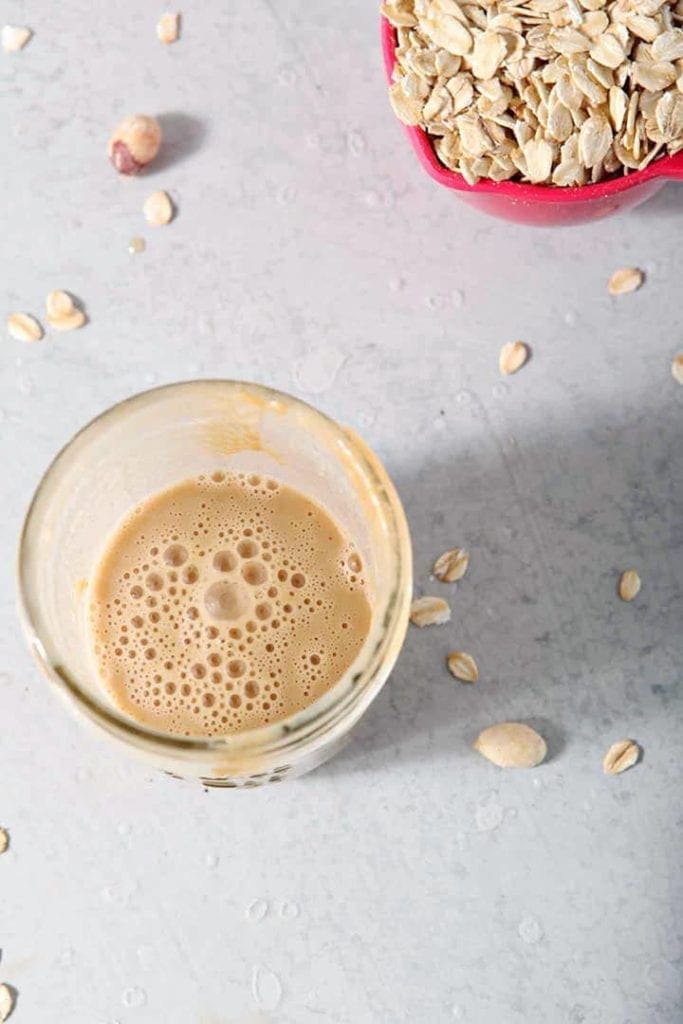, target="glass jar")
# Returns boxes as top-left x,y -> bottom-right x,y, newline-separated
18,381 -> 412,786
